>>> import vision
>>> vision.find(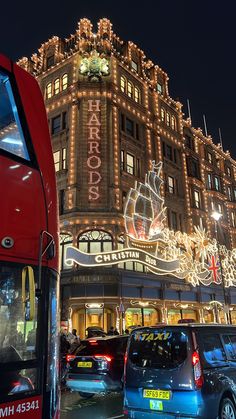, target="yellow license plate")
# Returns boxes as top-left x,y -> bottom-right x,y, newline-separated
143,389 -> 171,400
77,361 -> 92,368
